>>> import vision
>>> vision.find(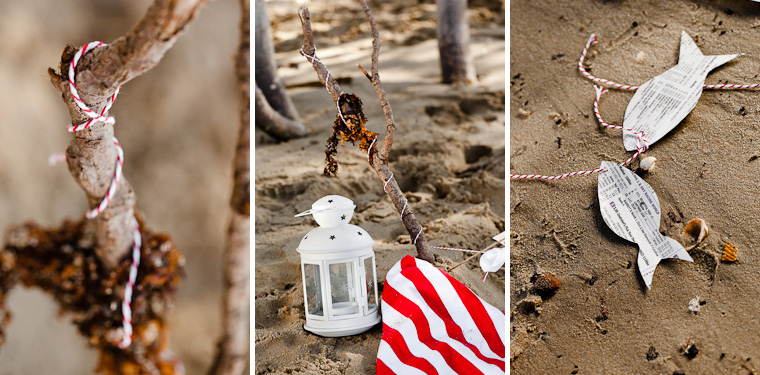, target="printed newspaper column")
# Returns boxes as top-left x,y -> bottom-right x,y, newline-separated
622,31 -> 741,151
597,161 -> 693,289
